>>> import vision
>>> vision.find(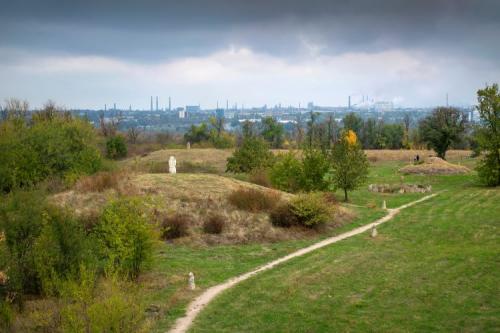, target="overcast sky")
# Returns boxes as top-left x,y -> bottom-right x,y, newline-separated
1,0 -> 499,109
